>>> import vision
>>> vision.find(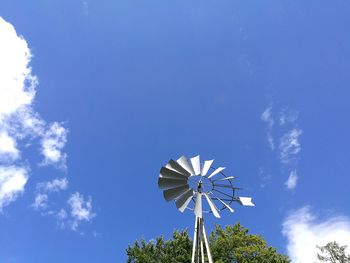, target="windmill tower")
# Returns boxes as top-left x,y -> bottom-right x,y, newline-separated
158,155 -> 254,263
